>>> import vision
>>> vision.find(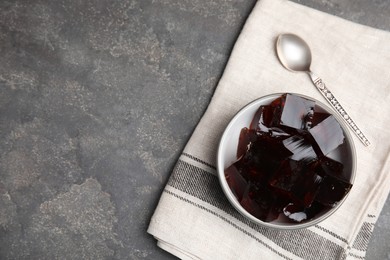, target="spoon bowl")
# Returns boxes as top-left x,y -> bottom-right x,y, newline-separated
276,34 -> 312,72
